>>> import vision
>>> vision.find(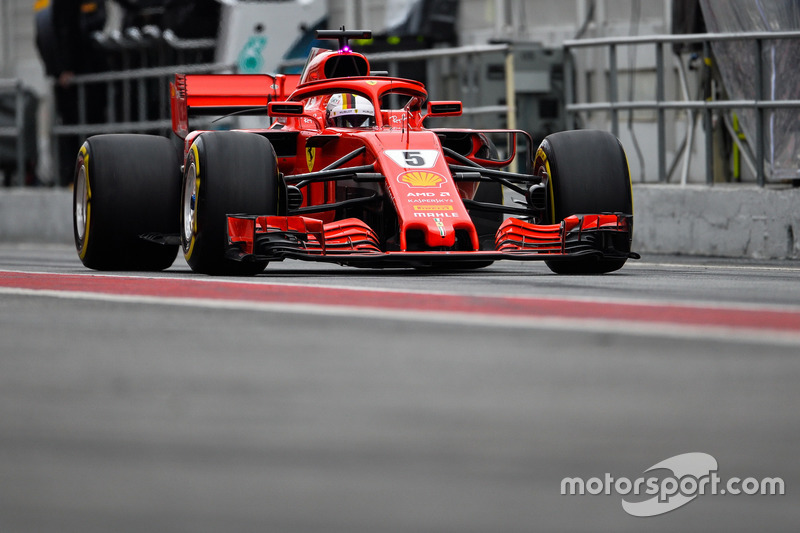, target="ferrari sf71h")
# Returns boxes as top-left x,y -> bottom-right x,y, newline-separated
73,28 -> 637,275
